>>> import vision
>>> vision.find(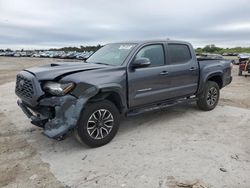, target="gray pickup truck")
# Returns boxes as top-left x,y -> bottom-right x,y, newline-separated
16,40 -> 232,147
